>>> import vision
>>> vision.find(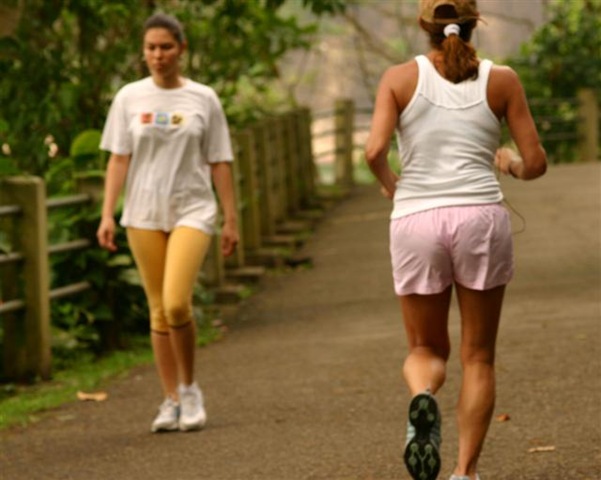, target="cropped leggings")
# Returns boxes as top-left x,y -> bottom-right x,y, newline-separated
126,226 -> 212,334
